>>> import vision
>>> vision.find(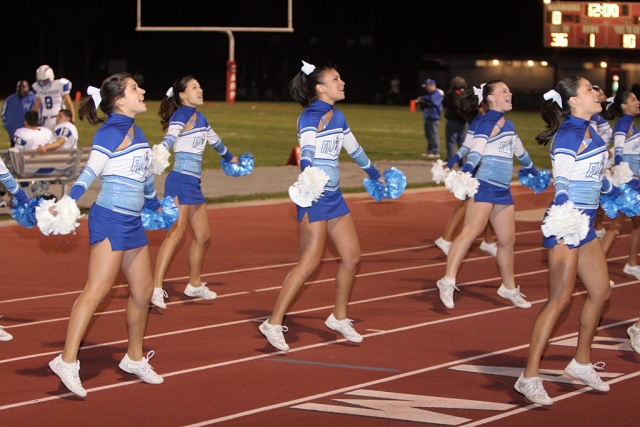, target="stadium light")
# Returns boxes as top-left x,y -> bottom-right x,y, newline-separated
541,61 -> 549,66
492,59 -> 500,66
526,60 -> 535,67
600,61 -> 608,68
